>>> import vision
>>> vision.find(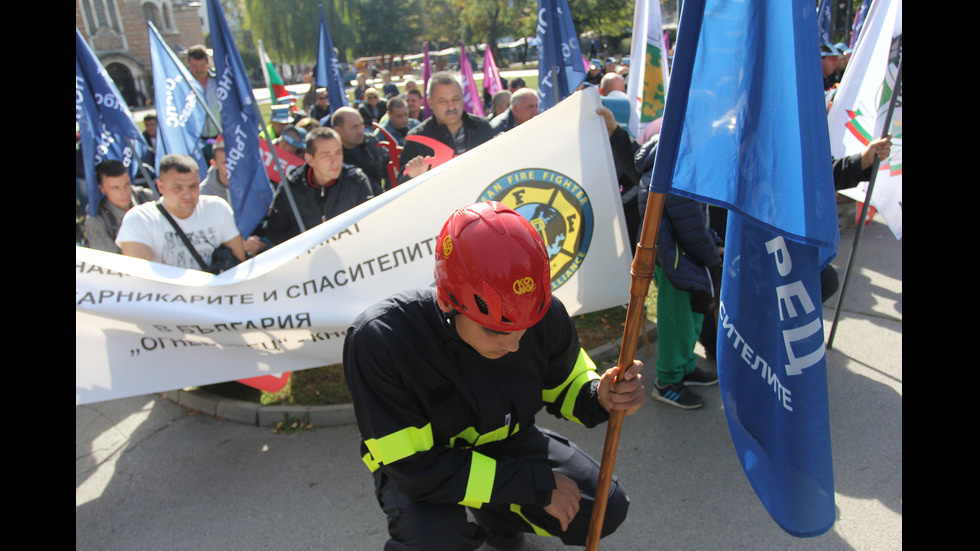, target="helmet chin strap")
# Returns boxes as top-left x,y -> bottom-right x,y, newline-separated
435,288 -> 461,325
